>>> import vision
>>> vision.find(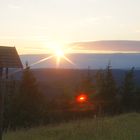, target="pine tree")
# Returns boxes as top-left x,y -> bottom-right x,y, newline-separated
80,67 -> 94,93
104,63 -> 118,113
76,67 -> 95,101
104,63 -> 117,100
122,67 -> 135,111
94,69 -> 106,114
12,63 -> 46,128
123,67 -> 135,94
94,63 -> 118,114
